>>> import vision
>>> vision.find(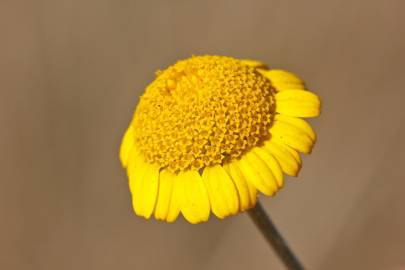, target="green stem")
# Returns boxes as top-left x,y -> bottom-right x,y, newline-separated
247,201 -> 304,270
